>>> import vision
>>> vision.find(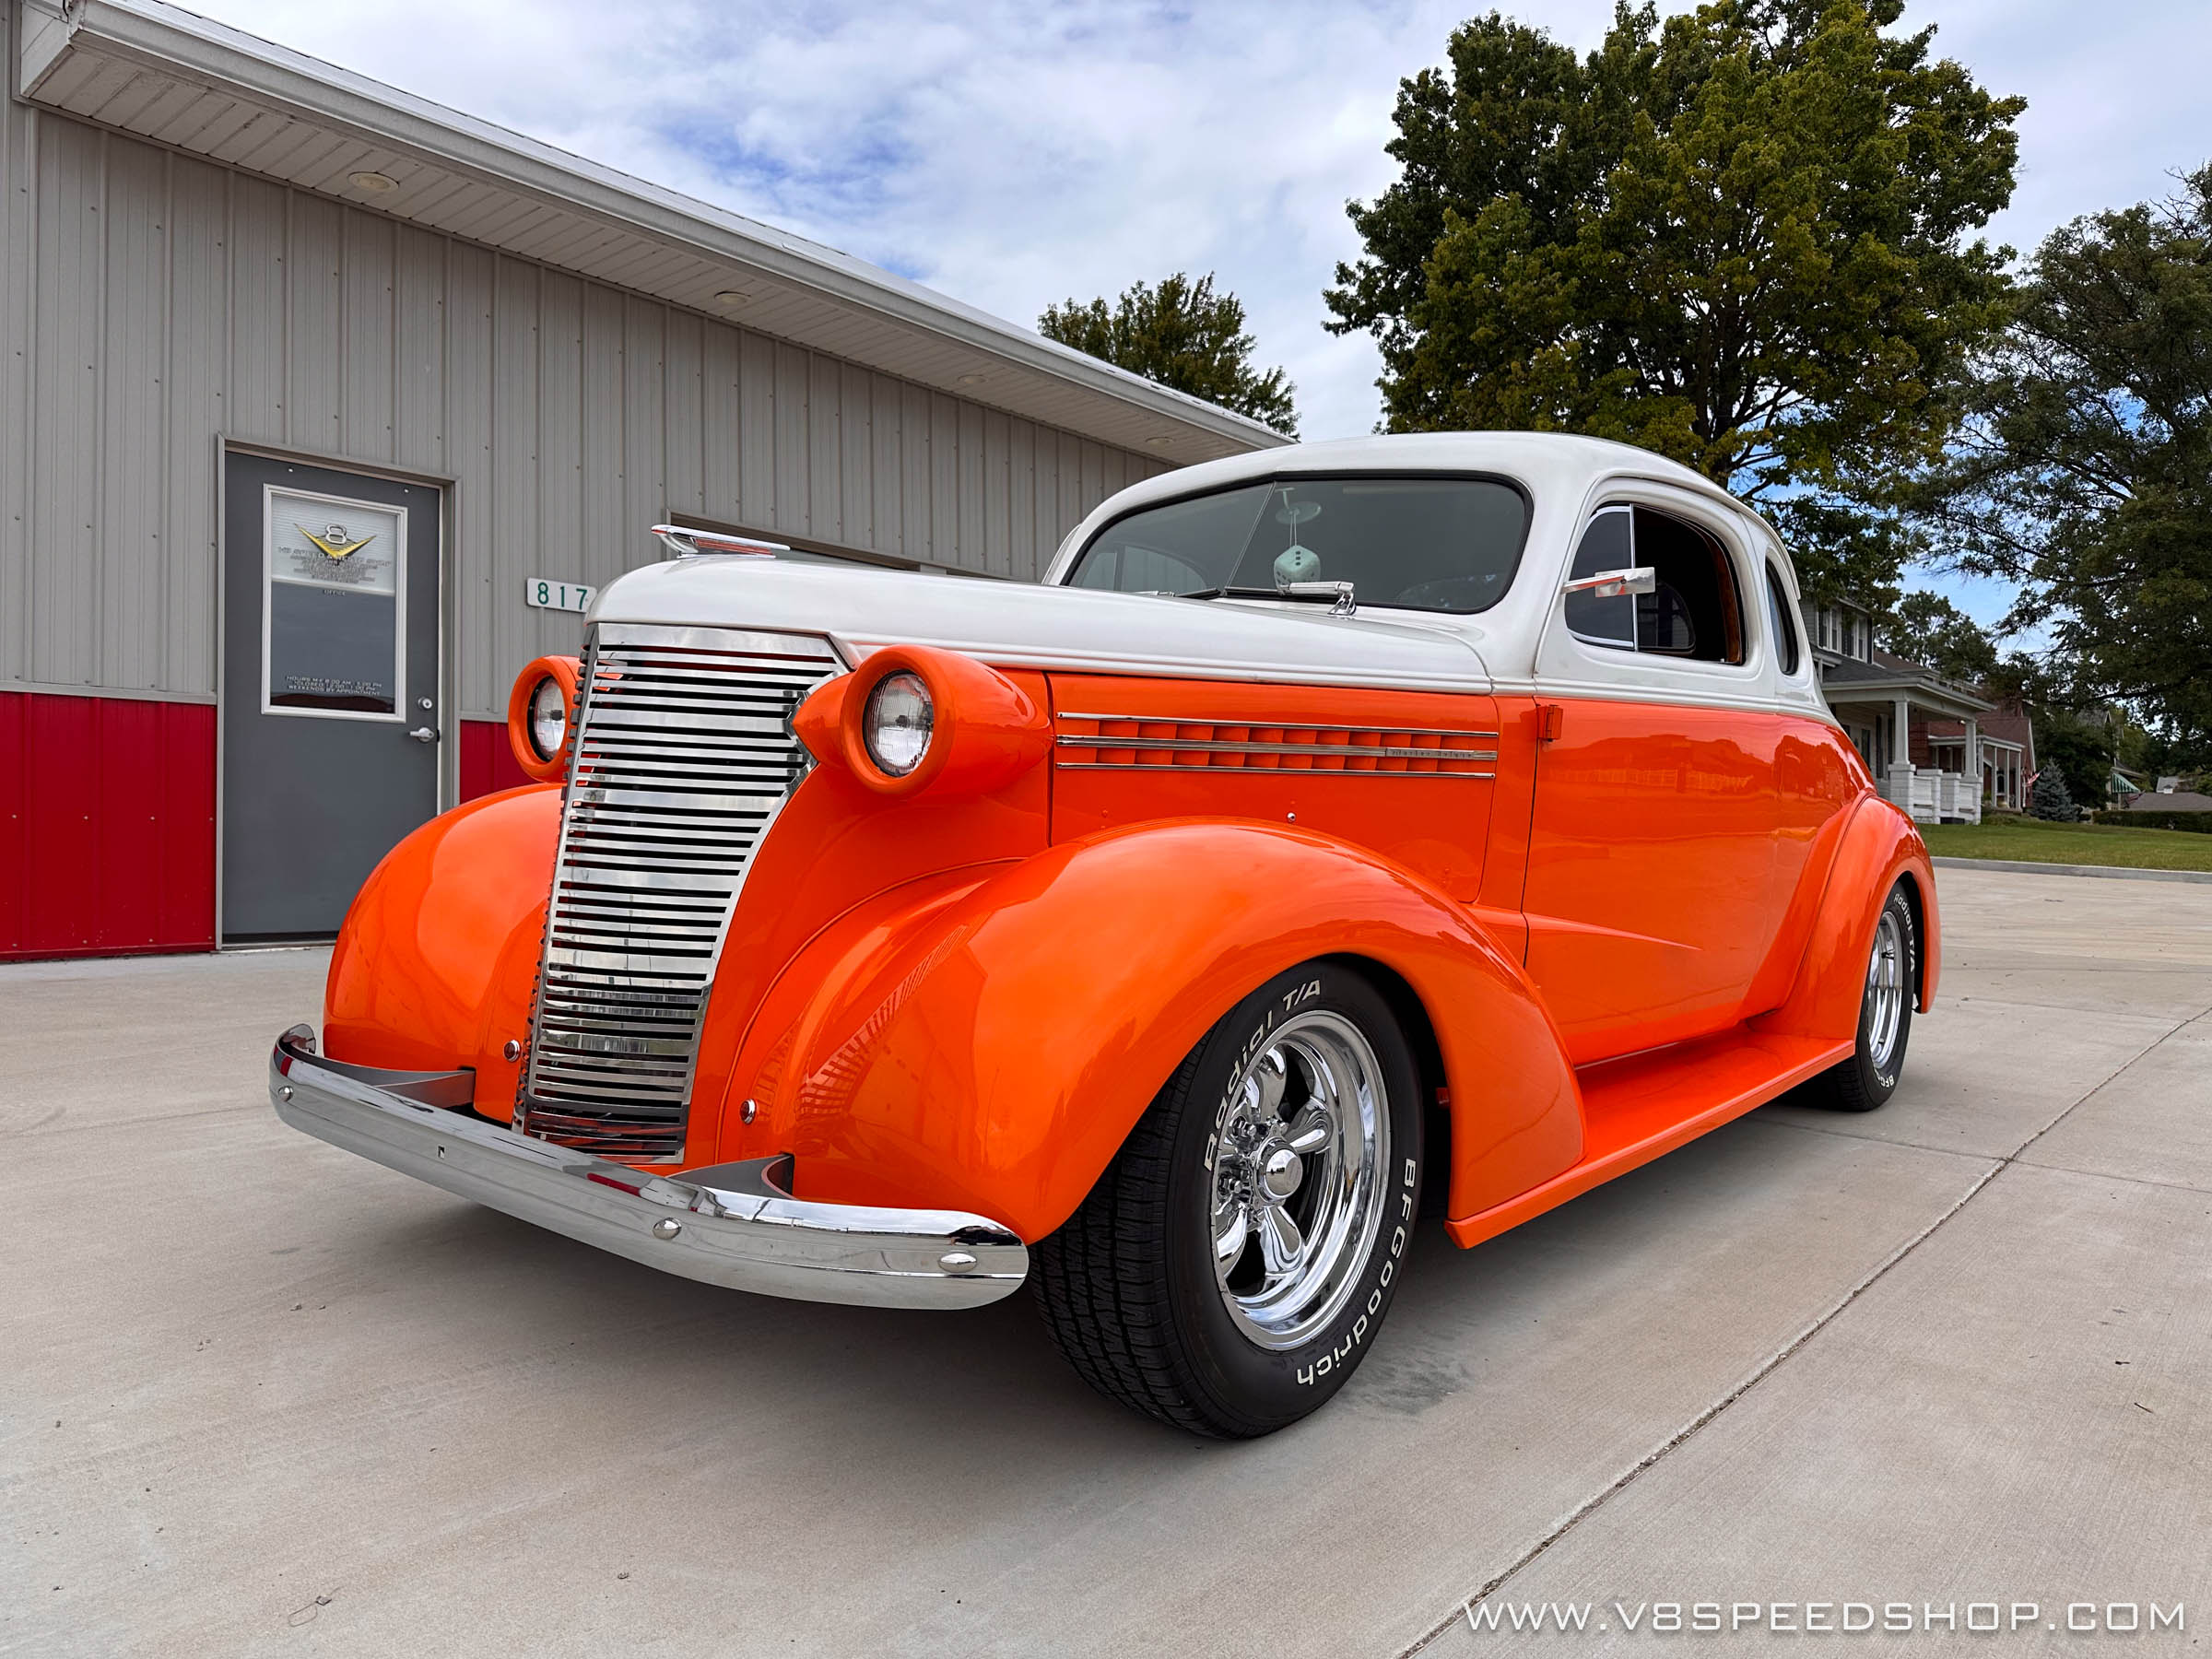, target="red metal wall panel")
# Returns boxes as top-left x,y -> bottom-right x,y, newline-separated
24,693 -> 95,953
459,718 -> 533,801
96,700 -> 162,947
161,703 -> 220,946
0,696 -> 23,955
0,691 -> 216,960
